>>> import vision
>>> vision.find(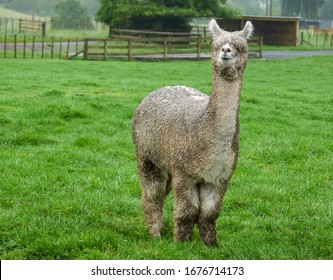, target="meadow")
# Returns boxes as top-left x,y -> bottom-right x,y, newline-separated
0,56 -> 332,260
